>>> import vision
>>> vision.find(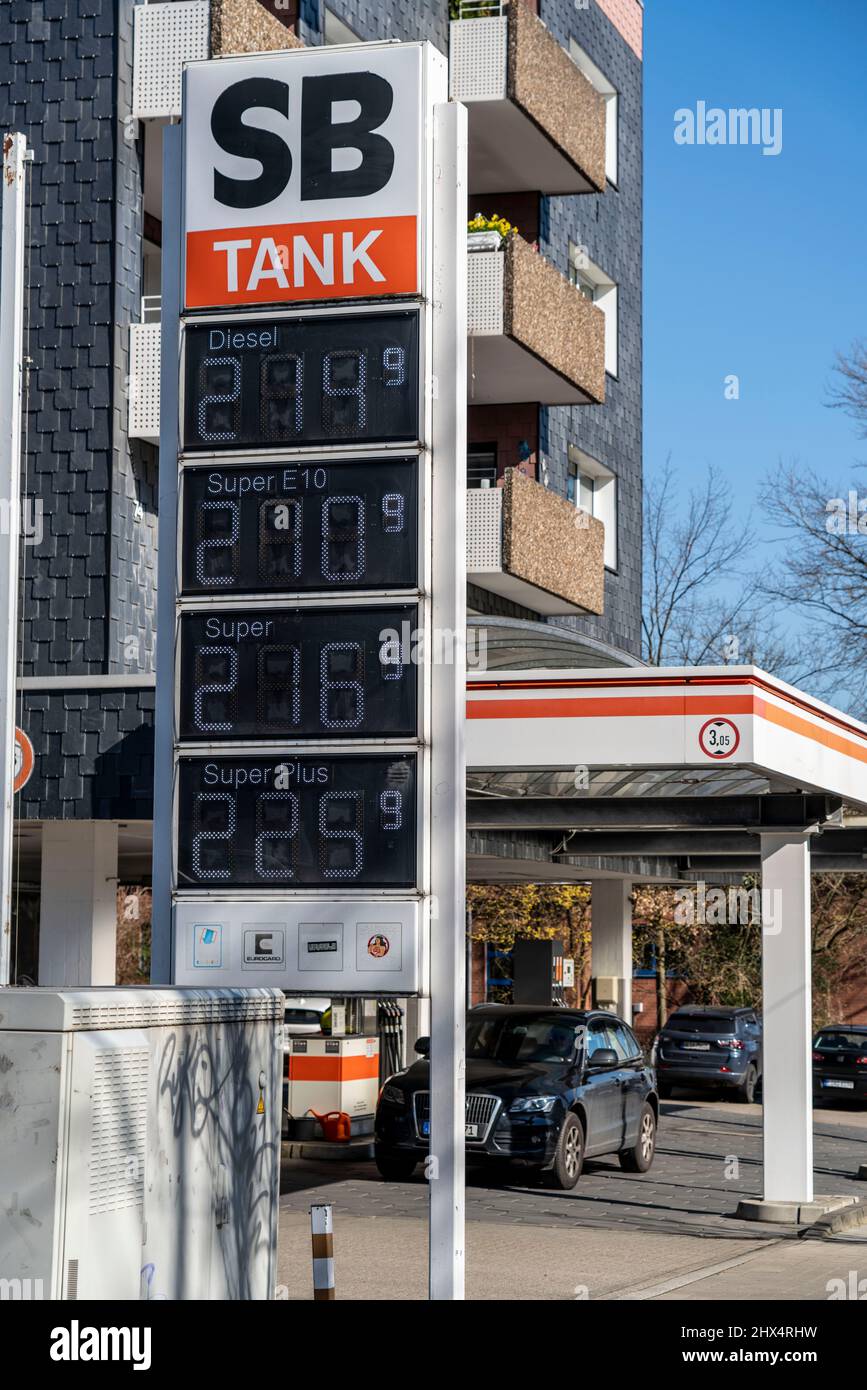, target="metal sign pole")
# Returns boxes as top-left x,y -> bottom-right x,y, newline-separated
0,133 -> 29,985
150,123 -> 182,985
428,100 -> 467,1301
